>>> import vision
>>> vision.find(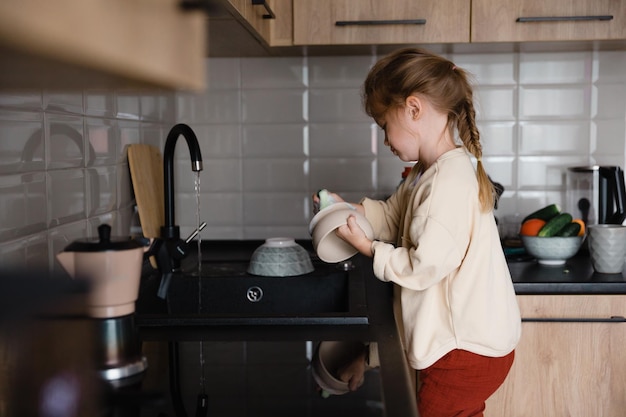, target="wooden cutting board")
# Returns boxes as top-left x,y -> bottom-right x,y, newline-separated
127,144 -> 164,239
